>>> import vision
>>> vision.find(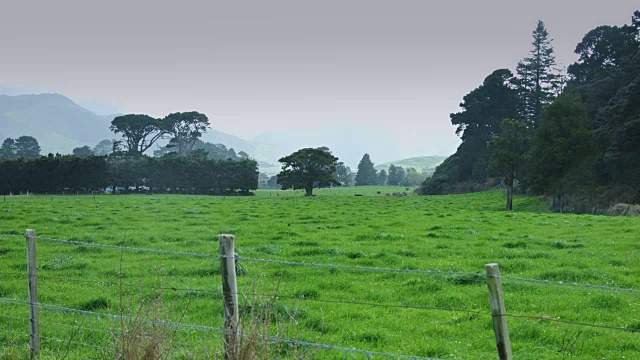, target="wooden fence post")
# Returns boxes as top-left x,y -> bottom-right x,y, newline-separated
26,229 -> 40,358
485,263 -> 512,360
219,234 -> 239,359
